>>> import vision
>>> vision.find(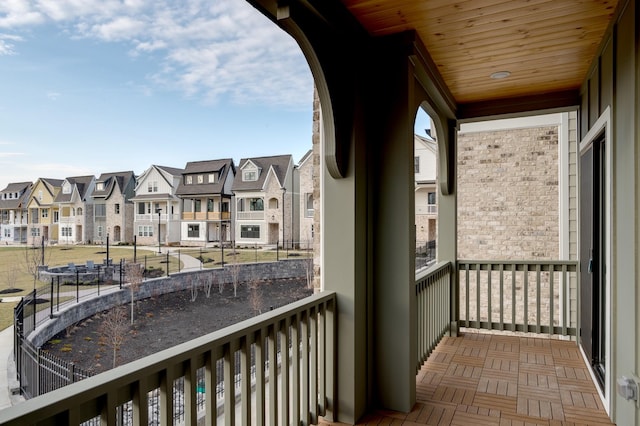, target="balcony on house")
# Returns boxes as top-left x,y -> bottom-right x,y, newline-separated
1,259 -> 614,426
